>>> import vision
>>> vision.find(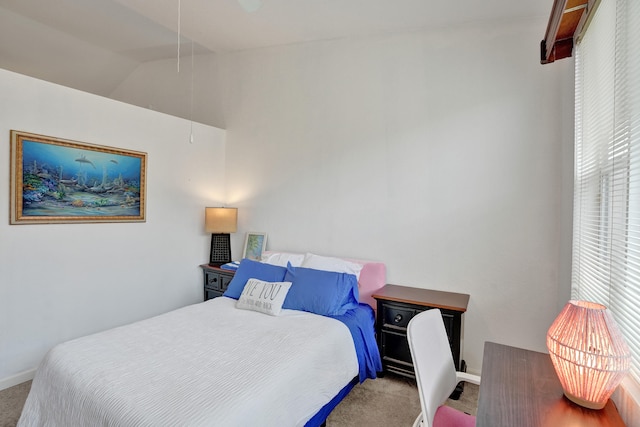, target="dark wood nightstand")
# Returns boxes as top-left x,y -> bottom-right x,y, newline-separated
200,264 -> 235,300
372,284 -> 469,381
